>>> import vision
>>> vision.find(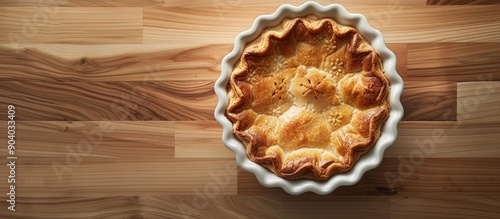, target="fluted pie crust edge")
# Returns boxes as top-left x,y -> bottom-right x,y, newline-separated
226,16 -> 391,181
